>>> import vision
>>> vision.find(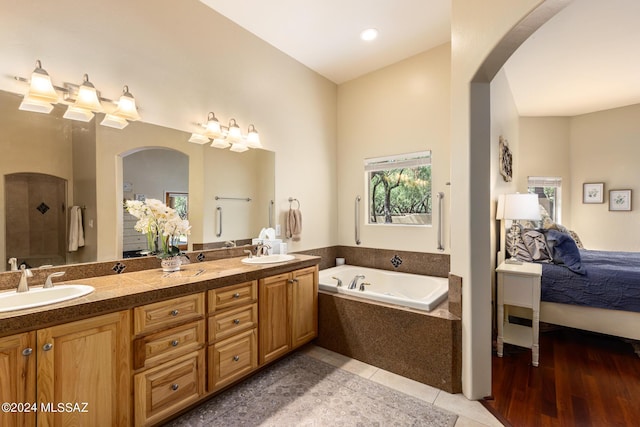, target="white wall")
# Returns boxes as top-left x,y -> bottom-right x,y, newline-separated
336,45 -> 451,253
451,0 -> 544,400
570,104 -> 640,251
519,117 -> 572,225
